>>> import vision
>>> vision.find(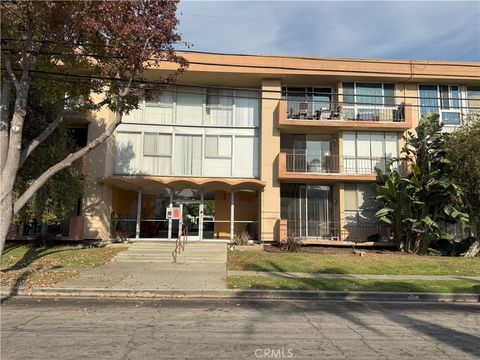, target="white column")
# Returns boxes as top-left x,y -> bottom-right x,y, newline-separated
199,191 -> 204,241
135,190 -> 142,240
178,203 -> 183,239
168,189 -> 173,241
230,191 -> 235,241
